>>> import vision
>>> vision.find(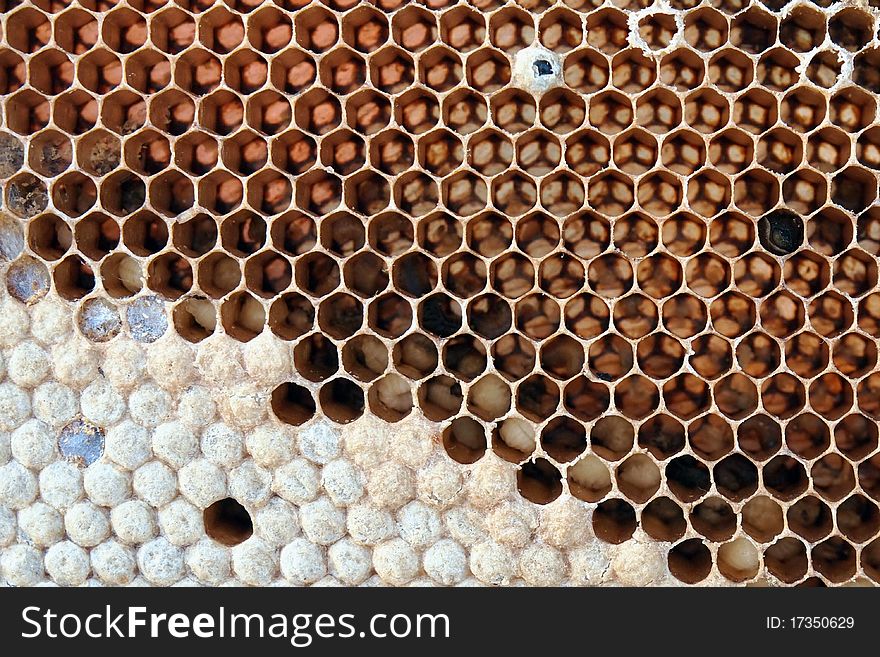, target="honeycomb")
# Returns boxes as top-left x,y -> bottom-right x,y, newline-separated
2,0 -> 880,587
